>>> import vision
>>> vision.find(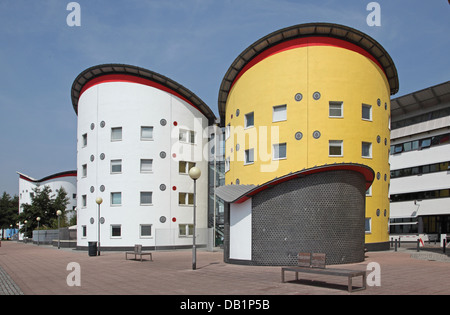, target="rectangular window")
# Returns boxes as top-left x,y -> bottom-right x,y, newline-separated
179,161 -> 196,174
111,225 -> 121,237
273,143 -> 287,160
272,105 -> 287,122
329,101 -> 343,117
141,126 -> 154,140
140,224 -> 152,237
111,192 -> 122,206
82,133 -> 87,147
178,192 -> 194,206
140,159 -> 153,173
362,142 -> 372,158
245,148 -> 254,165
82,195 -> 87,207
140,192 -> 153,205
82,225 -> 87,237
225,157 -> 230,173
111,159 -> 122,174
329,140 -> 343,156
362,104 -> 372,121
179,129 -> 195,144
179,224 -> 194,237
225,124 -> 230,140
420,138 -> 431,149
245,112 -> 254,128
365,218 -> 372,233
82,164 -> 87,177
111,127 -> 122,141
